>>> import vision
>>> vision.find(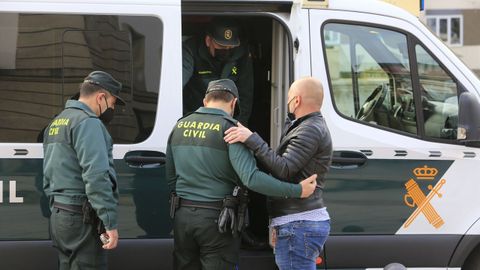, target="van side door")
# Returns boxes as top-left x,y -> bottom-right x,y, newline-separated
0,1 -> 181,269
